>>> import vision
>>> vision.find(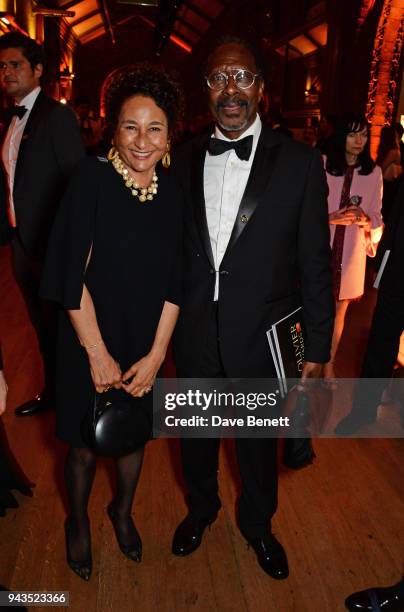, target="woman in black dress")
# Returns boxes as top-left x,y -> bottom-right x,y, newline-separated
41,64 -> 184,580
